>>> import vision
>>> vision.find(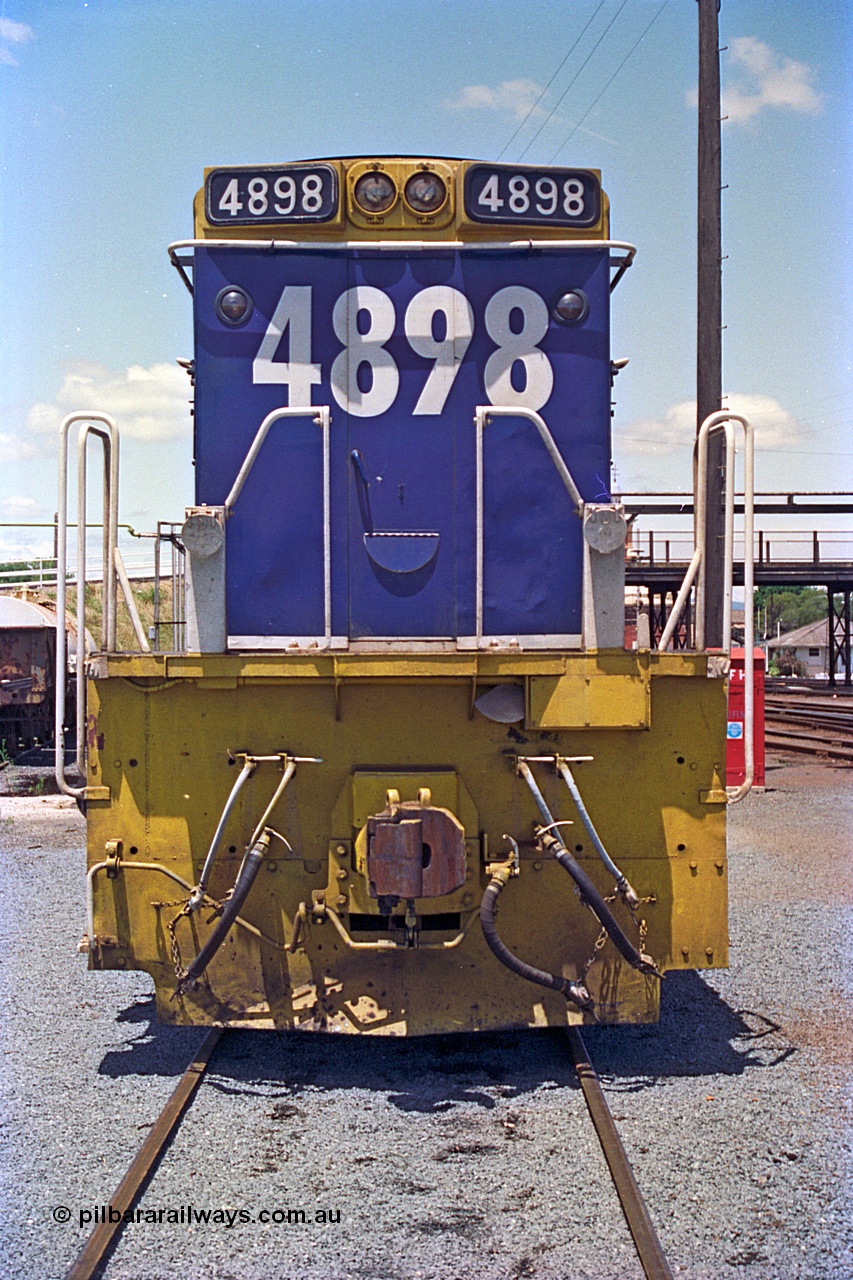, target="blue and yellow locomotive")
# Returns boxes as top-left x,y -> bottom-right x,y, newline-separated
68,157 -> 731,1032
